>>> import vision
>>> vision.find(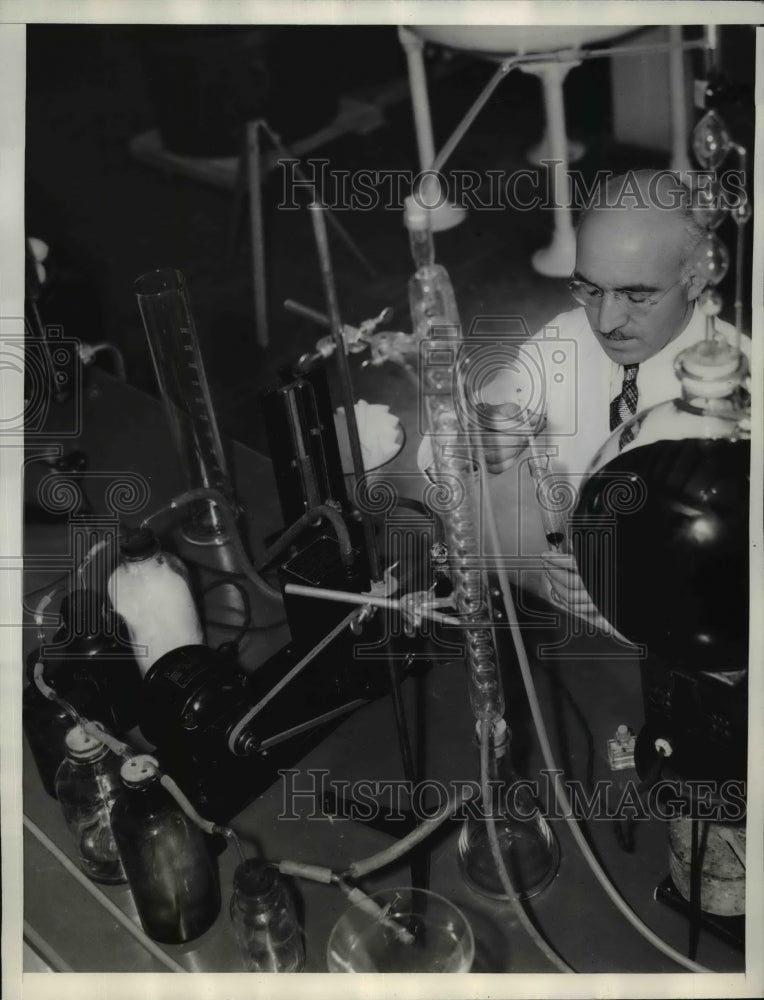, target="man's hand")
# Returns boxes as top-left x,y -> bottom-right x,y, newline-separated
477,403 -> 546,476
541,550 -> 618,634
